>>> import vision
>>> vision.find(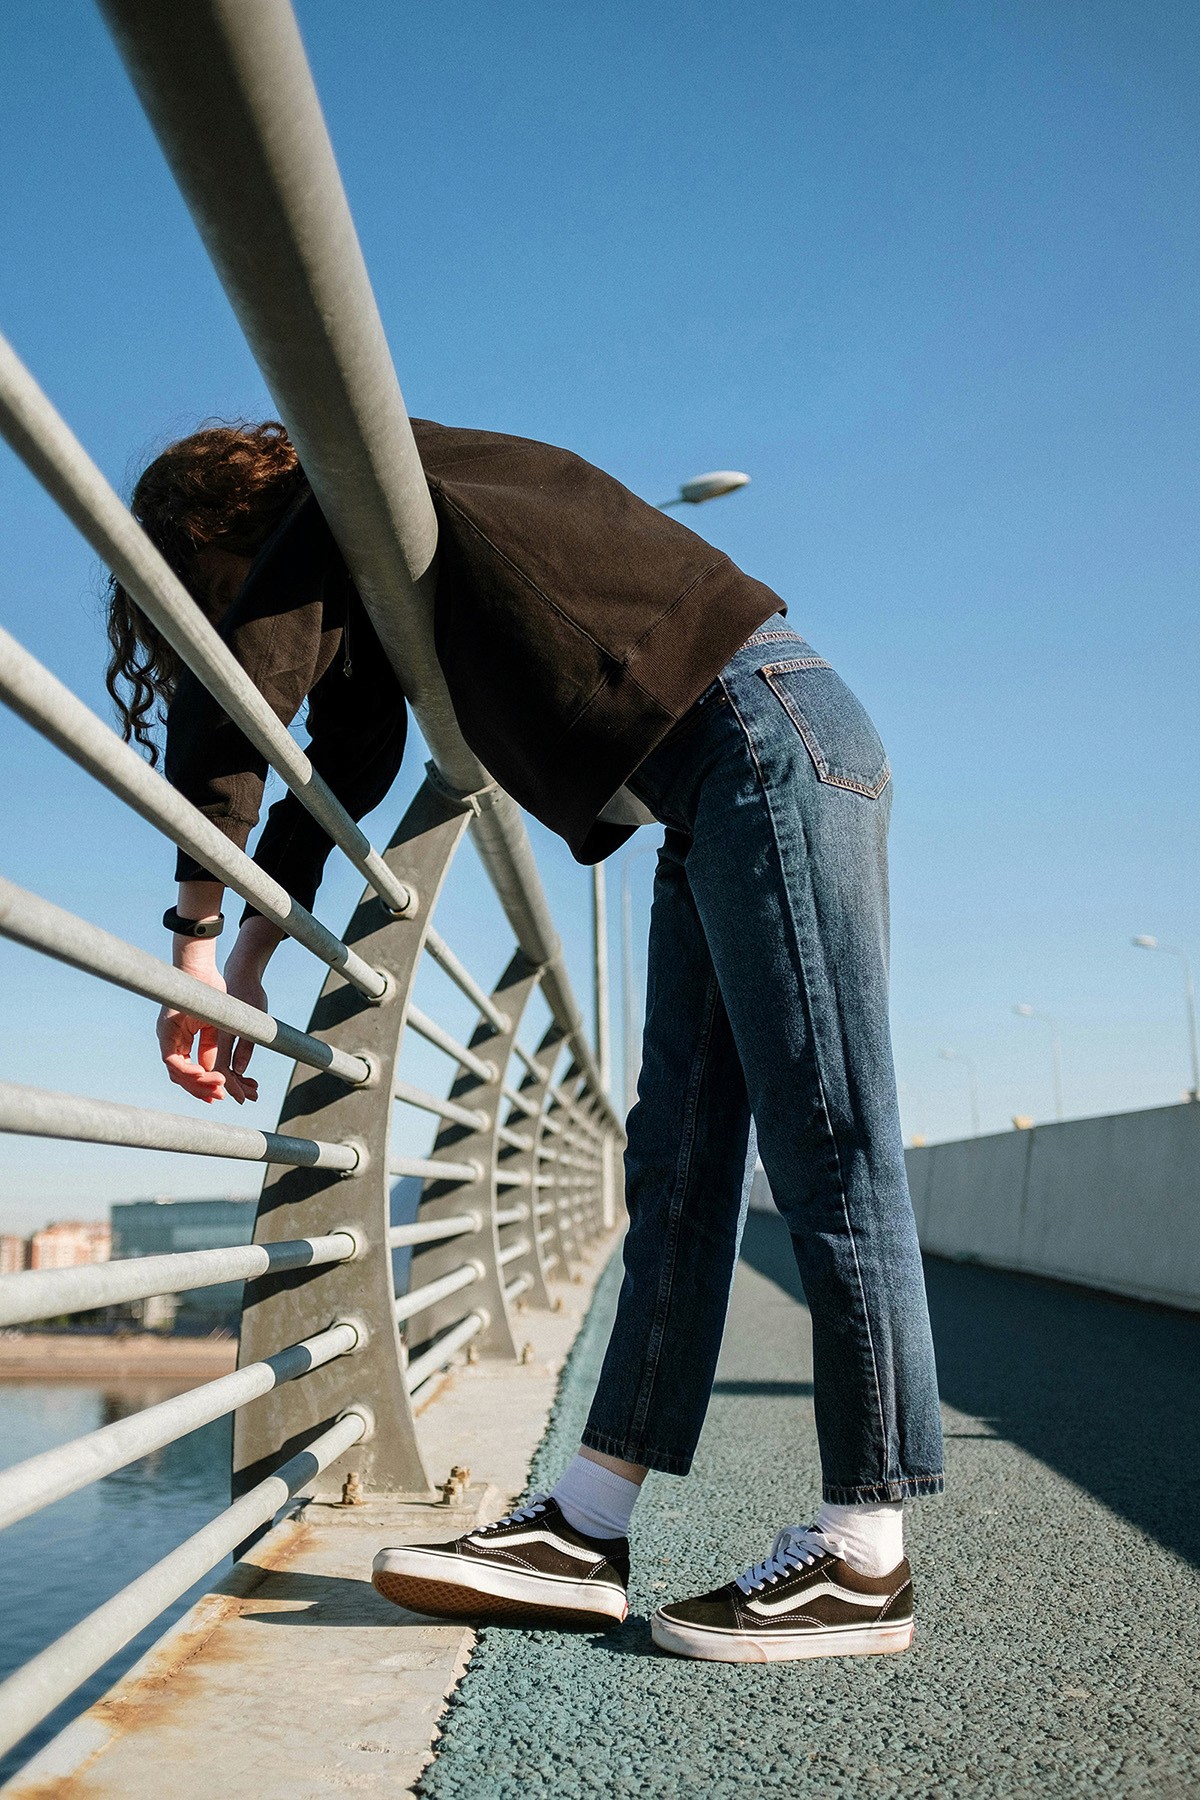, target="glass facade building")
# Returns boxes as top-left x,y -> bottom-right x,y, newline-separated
111,1198 -> 258,1331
